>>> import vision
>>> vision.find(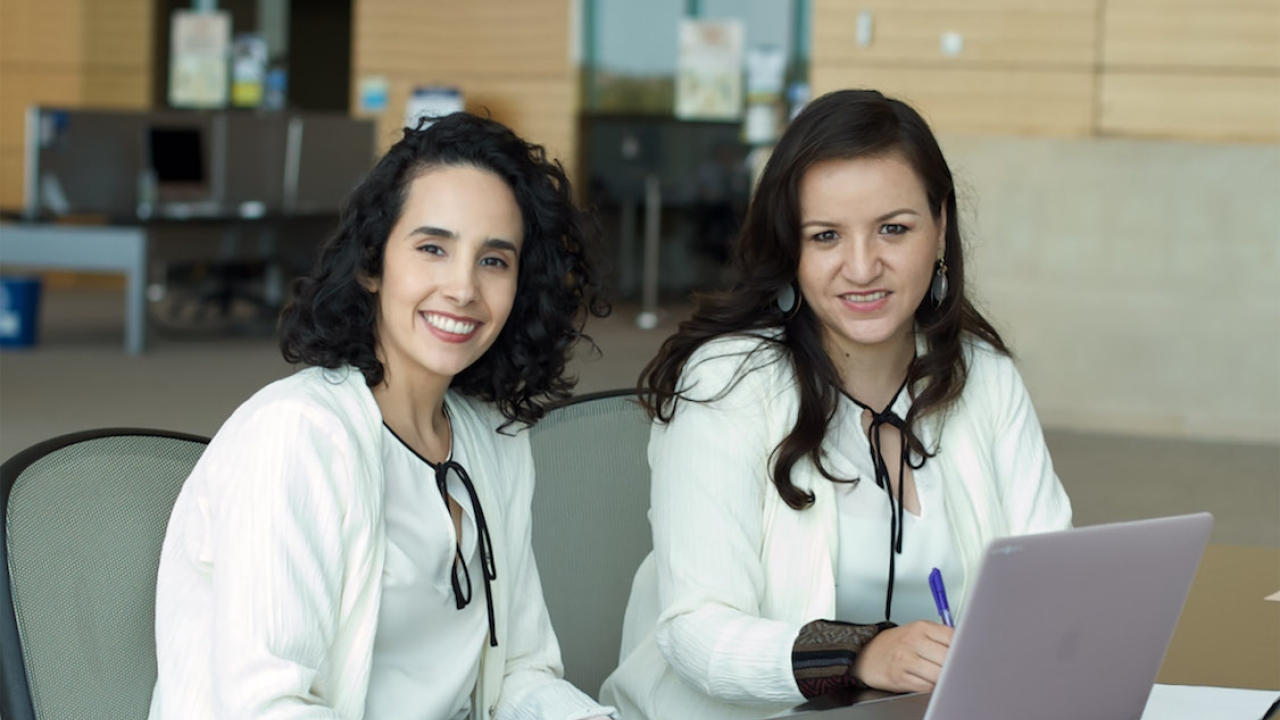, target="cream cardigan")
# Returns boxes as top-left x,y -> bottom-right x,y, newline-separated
600,333 -> 1073,720
149,366 -> 613,720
